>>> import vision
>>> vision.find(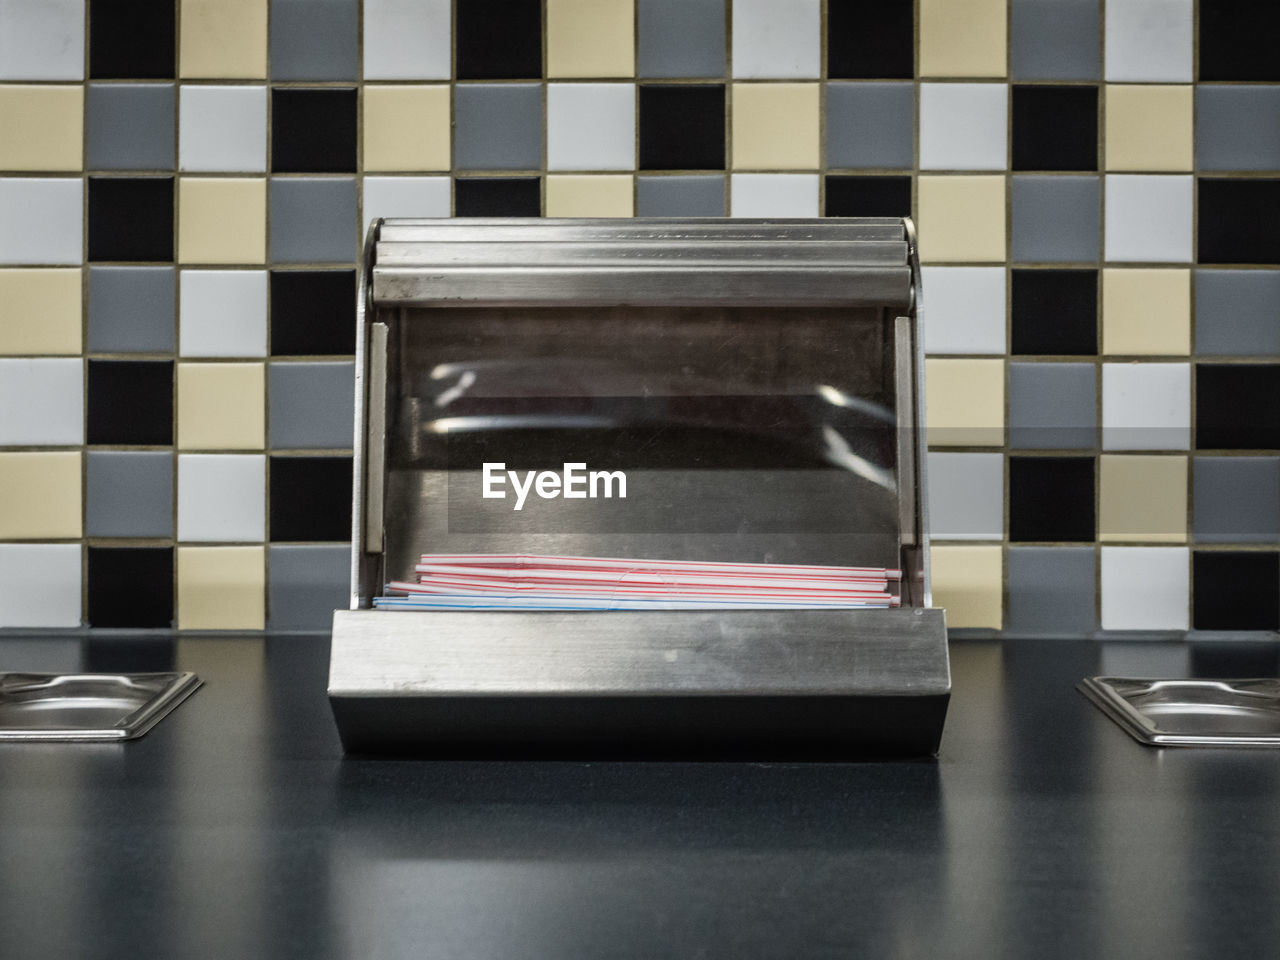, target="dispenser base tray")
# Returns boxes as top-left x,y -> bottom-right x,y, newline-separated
328,607 -> 949,758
